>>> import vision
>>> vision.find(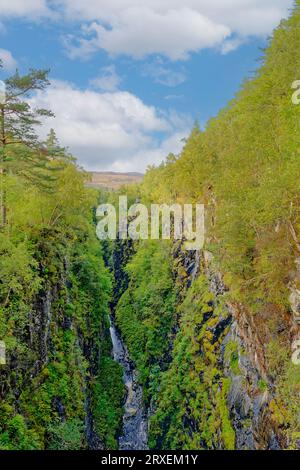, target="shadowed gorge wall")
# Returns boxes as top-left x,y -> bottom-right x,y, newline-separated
109,3 -> 300,450
0,163 -> 124,450
1,1 -> 300,452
